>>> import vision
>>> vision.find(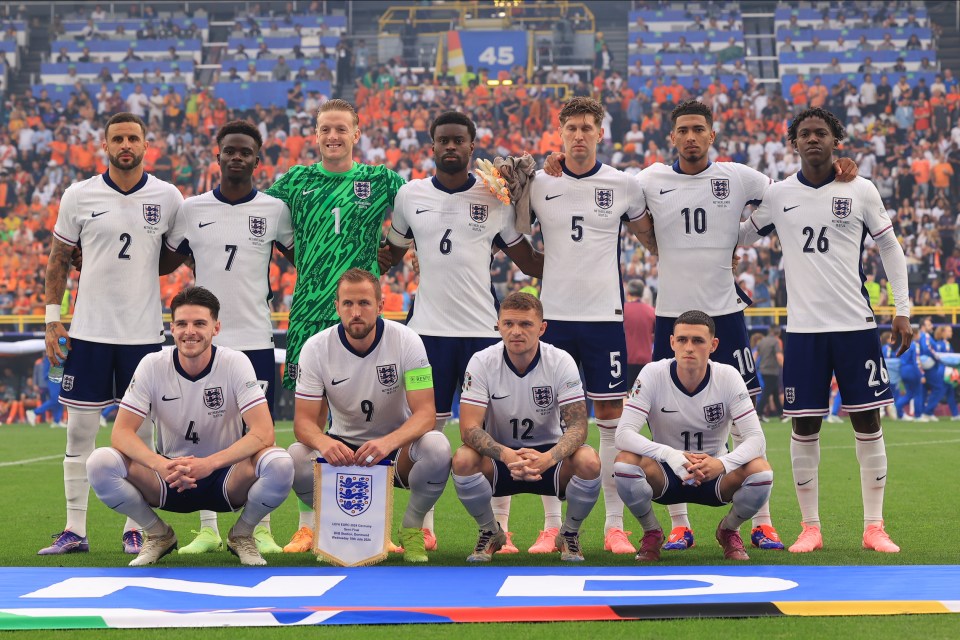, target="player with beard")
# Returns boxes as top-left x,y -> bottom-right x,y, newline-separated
287,269 -> 449,562
40,112 -> 183,556
380,111 -> 542,552
741,107 -> 911,554
163,120 -> 294,556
